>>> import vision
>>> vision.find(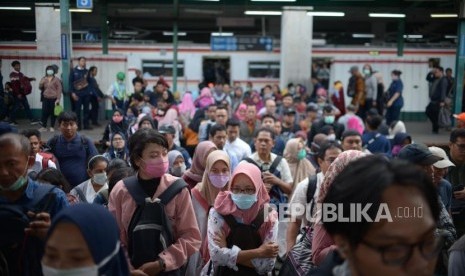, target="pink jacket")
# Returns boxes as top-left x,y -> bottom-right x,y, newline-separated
109,174 -> 201,271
